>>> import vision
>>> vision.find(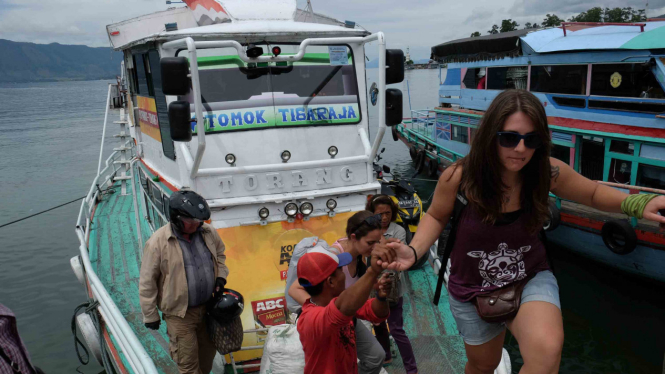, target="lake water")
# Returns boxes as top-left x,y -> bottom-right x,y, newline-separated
0,70 -> 663,373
